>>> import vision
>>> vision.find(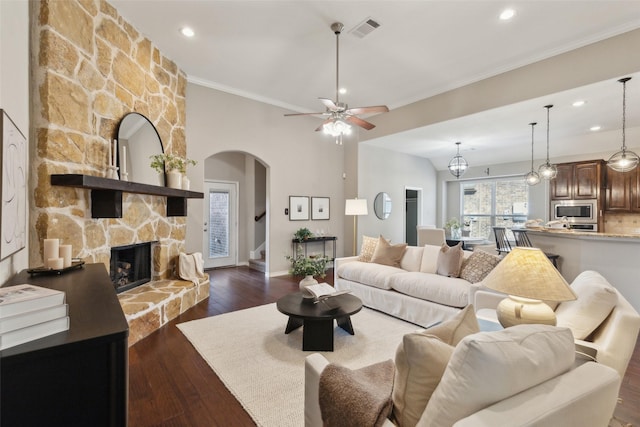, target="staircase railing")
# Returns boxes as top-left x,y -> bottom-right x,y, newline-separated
255,211 -> 266,222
